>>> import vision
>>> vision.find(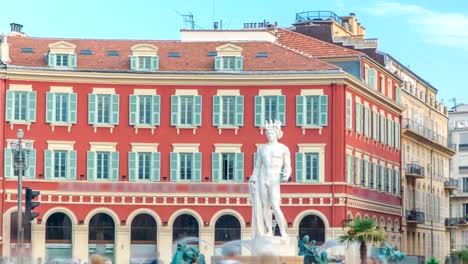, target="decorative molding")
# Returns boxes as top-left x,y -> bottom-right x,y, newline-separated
50,86 -> 73,93
175,89 -> 198,96
172,143 -> 200,153
133,89 -> 157,95
216,43 -> 243,57
47,141 -> 75,151
92,88 -> 115,94
213,143 -> 242,153
300,89 -> 323,96
48,41 -> 76,54
258,89 -> 282,96
216,89 -> 240,96
130,143 -> 159,152
6,139 -> 35,148
89,142 -> 117,152
9,84 -> 32,91
131,44 -> 159,57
